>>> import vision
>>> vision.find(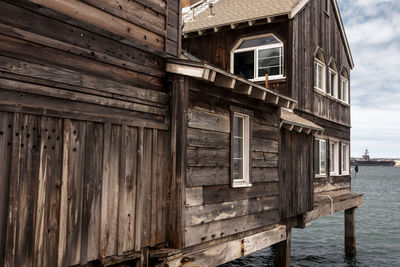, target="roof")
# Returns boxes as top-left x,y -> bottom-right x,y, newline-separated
183,0 -> 354,68
183,0 -> 304,33
280,109 -> 324,135
166,58 -> 297,109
